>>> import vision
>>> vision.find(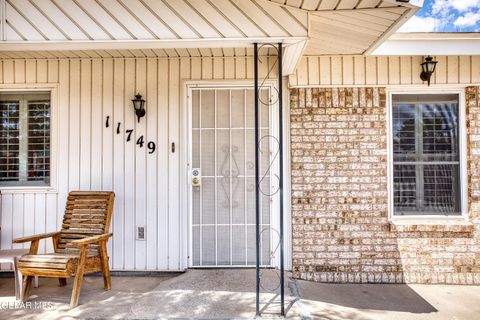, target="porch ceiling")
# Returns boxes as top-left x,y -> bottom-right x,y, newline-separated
0,0 -> 419,72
